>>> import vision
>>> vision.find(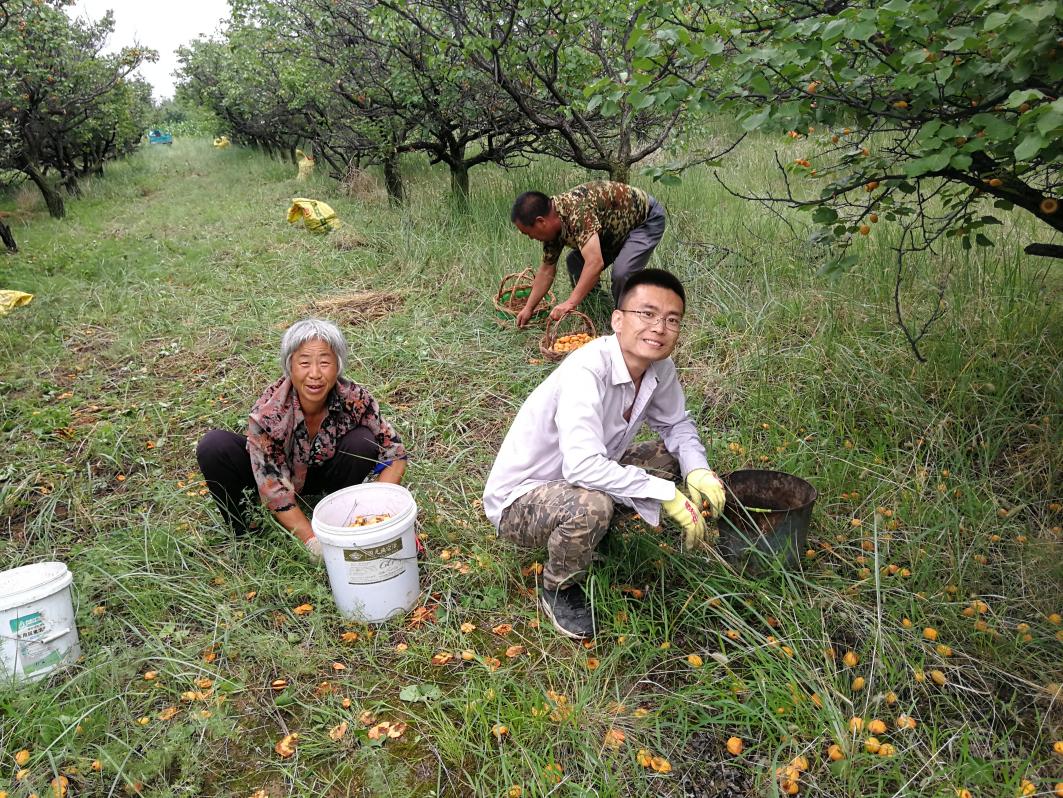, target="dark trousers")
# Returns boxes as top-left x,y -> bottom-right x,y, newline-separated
566,196 -> 666,304
195,425 -> 379,534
